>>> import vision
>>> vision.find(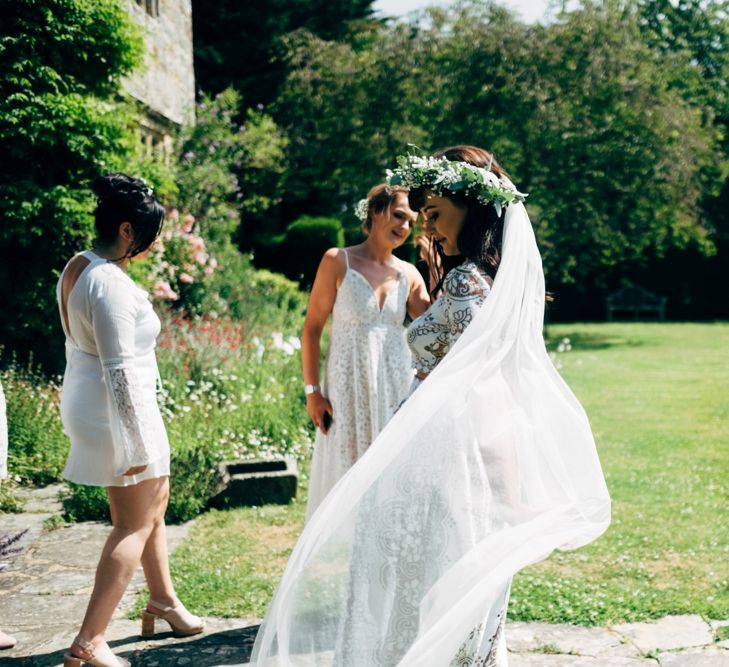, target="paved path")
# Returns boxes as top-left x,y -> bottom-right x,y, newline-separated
1,485 -> 728,666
